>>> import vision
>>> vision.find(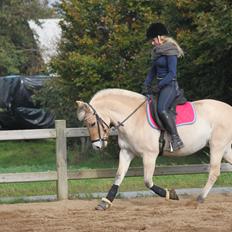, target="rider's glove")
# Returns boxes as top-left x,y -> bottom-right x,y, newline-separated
142,84 -> 152,95
152,85 -> 160,94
